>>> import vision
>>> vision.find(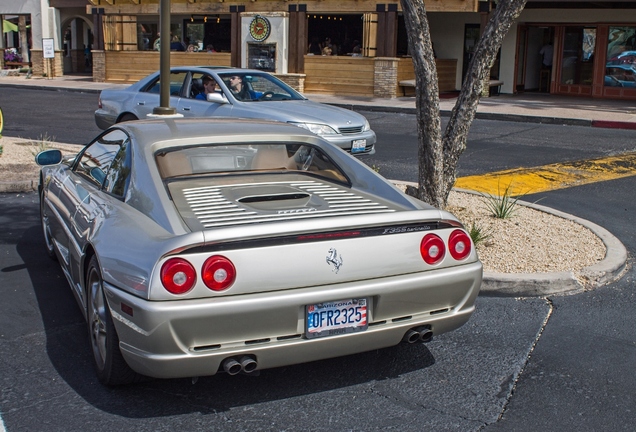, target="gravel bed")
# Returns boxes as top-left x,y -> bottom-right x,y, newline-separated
445,191 -> 605,274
